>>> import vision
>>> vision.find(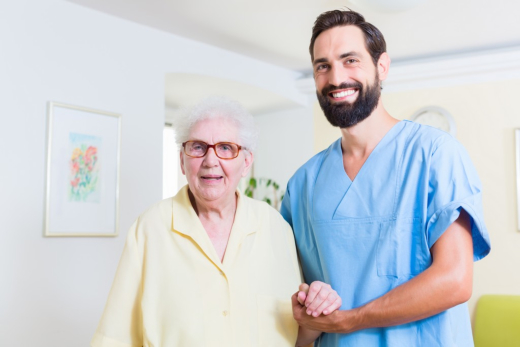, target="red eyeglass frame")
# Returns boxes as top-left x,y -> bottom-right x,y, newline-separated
182,141 -> 243,160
